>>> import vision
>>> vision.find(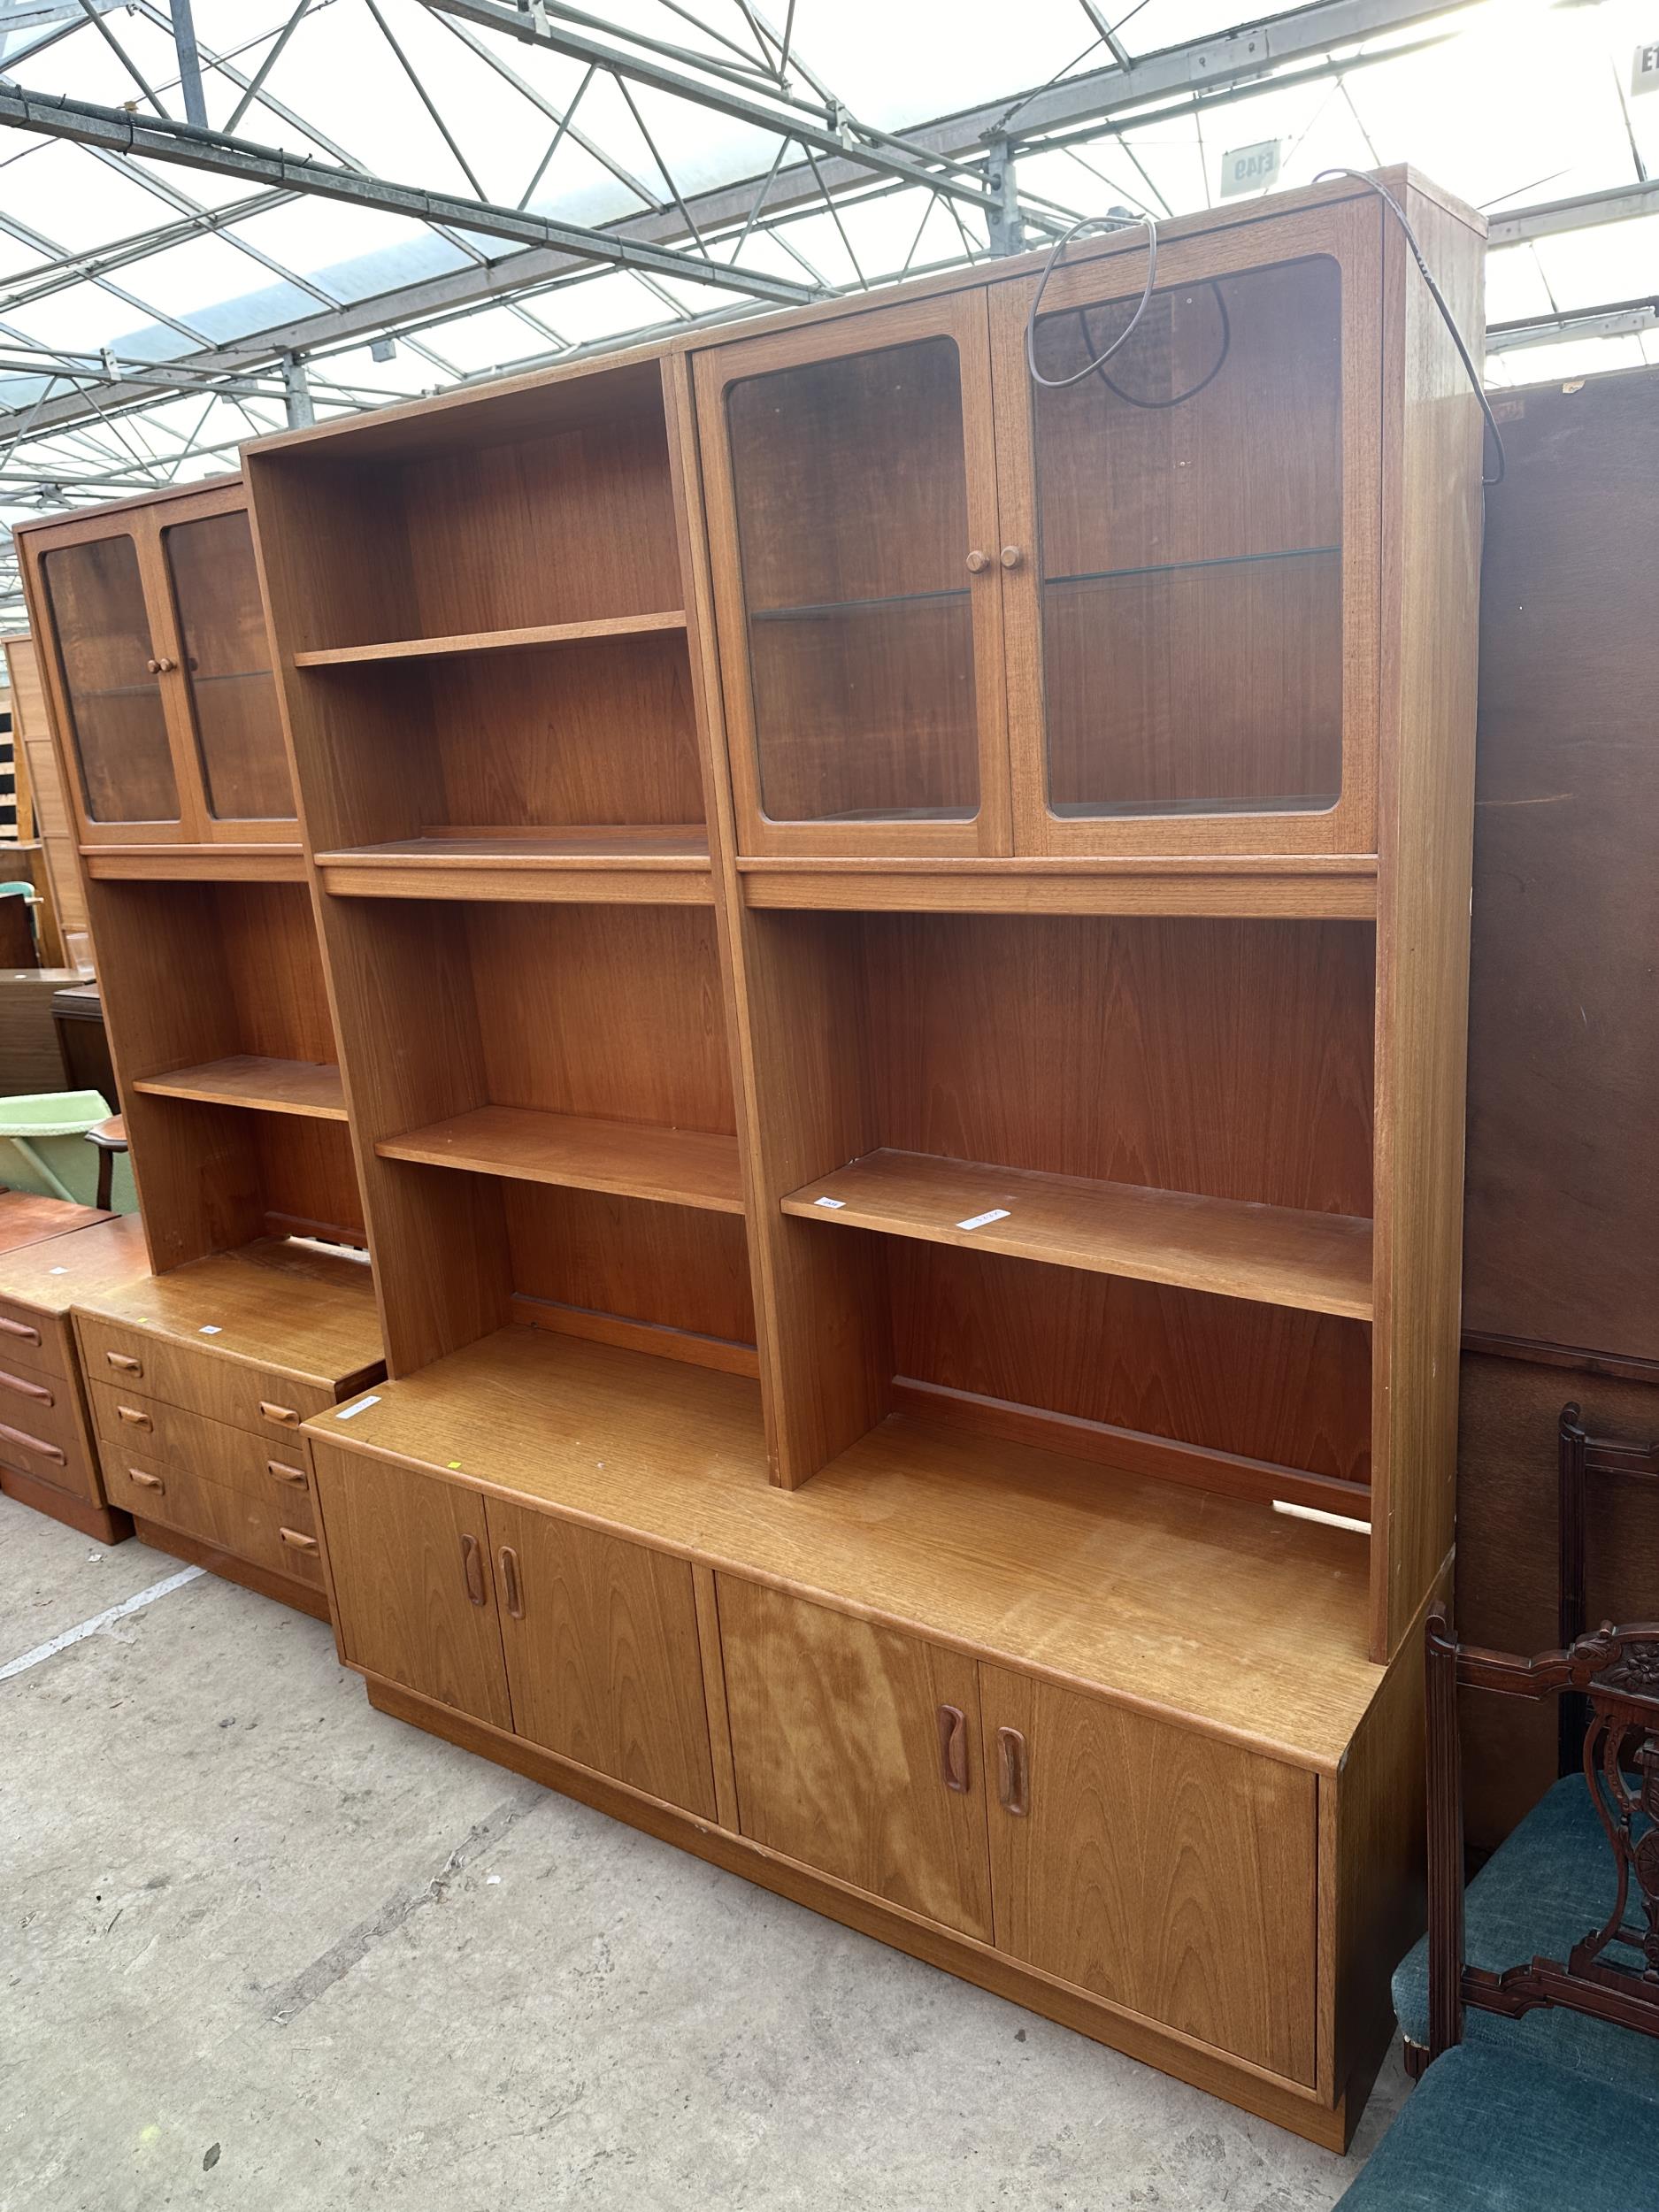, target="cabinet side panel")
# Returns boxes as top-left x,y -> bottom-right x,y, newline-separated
1370,195 -> 1486,1657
